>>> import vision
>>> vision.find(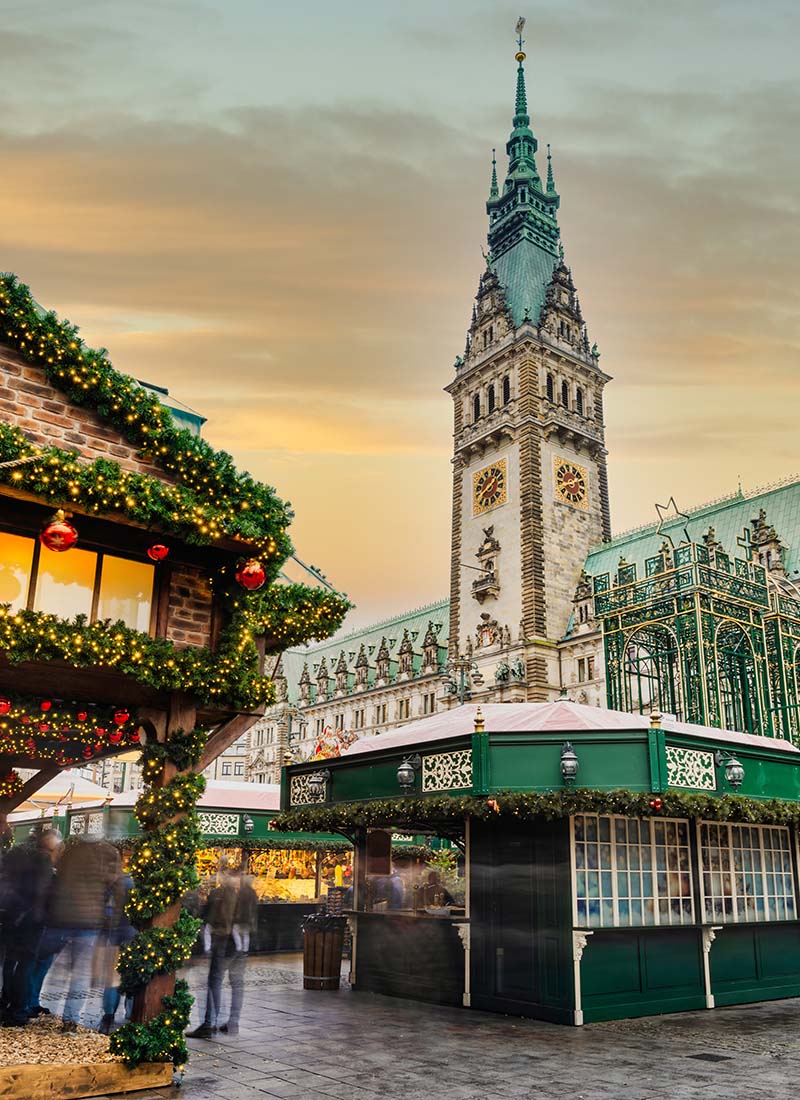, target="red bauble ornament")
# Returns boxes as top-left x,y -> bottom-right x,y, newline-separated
235,559 -> 266,591
38,722 -> 50,733
147,543 -> 170,562
21,716 -> 30,724
40,510 -> 78,553
40,700 -> 52,712
76,710 -> 88,722
25,738 -> 35,753
649,796 -> 663,812
113,709 -> 130,726
109,729 -> 124,744
0,697 -> 10,716
95,727 -> 106,737
82,745 -> 93,759
128,728 -> 141,743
